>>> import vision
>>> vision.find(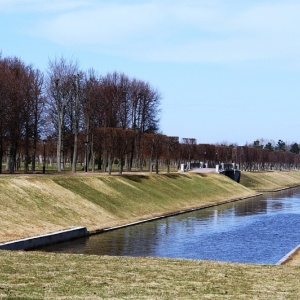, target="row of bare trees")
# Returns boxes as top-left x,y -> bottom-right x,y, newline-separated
177,141 -> 300,171
0,55 -> 44,173
7,130 -> 300,174
1,53 -> 300,174
0,54 -> 162,173
46,57 -> 161,173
